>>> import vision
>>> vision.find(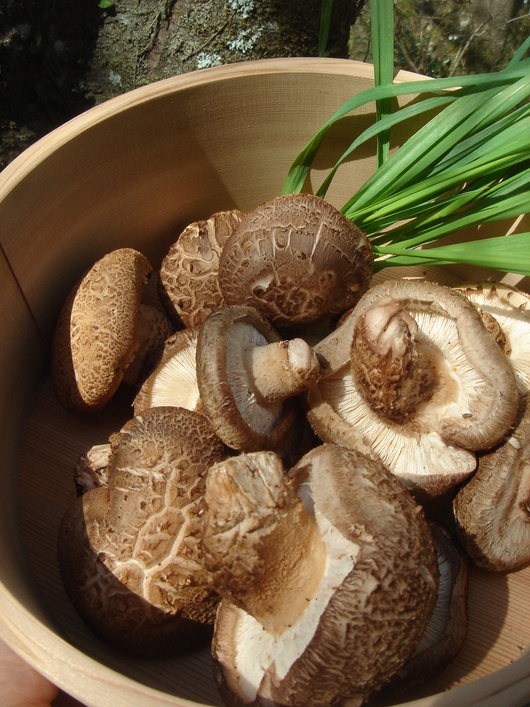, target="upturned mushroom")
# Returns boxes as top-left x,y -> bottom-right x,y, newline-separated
306,279 -> 520,496
455,281 -> 530,393
133,327 -> 201,415
51,248 -> 154,412
218,194 -> 374,329
200,444 -> 439,706
159,209 -> 244,328
58,406 -> 227,656
453,394 -> 530,572
196,304 -> 321,451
